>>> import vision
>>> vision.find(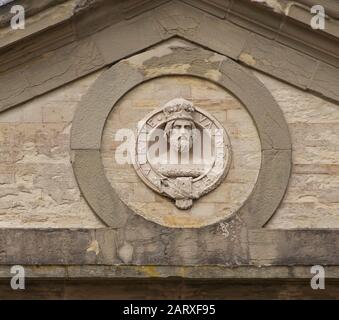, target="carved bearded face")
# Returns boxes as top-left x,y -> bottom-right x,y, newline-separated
168,119 -> 194,153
